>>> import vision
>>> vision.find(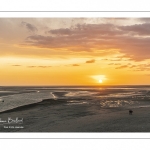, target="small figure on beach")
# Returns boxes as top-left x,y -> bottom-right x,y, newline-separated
129,109 -> 133,115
